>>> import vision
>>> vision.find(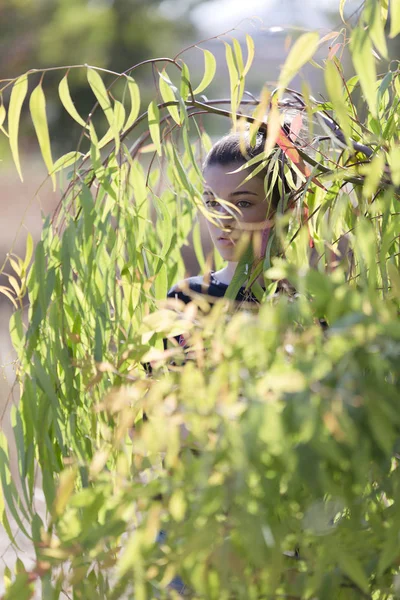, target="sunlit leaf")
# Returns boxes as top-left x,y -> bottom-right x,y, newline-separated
277,32 -> 319,98
243,34 -> 255,76
159,69 -> 180,125
122,75 -> 140,132
324,60 -> 352,146
390,0 -> 400,37
148,100 -> 161,156
193,49 -> 216,95
29,82 -> 56,189
87,67 -> 113,125
8,73 -> 28,180
350,25 -> 377,117
58,74 -> 88,128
